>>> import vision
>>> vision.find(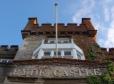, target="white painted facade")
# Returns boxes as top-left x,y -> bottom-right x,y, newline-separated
32,38 -> 85,60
